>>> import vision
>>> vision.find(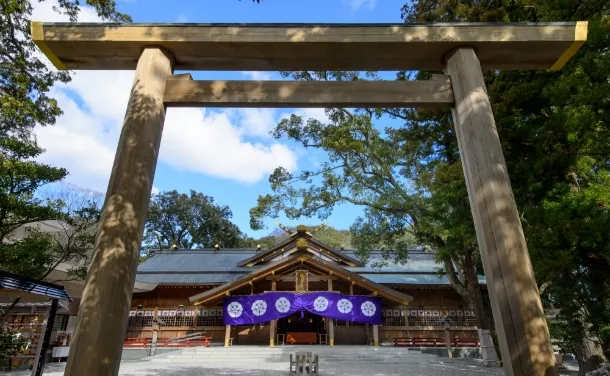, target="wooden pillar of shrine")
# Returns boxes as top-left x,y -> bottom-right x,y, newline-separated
64,47 -> 174,376
372,324 -> 379,347
445,48 -> 556,376
327,278 -> 334,346
225,325 -> 231,347
270,280 -> 277,346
